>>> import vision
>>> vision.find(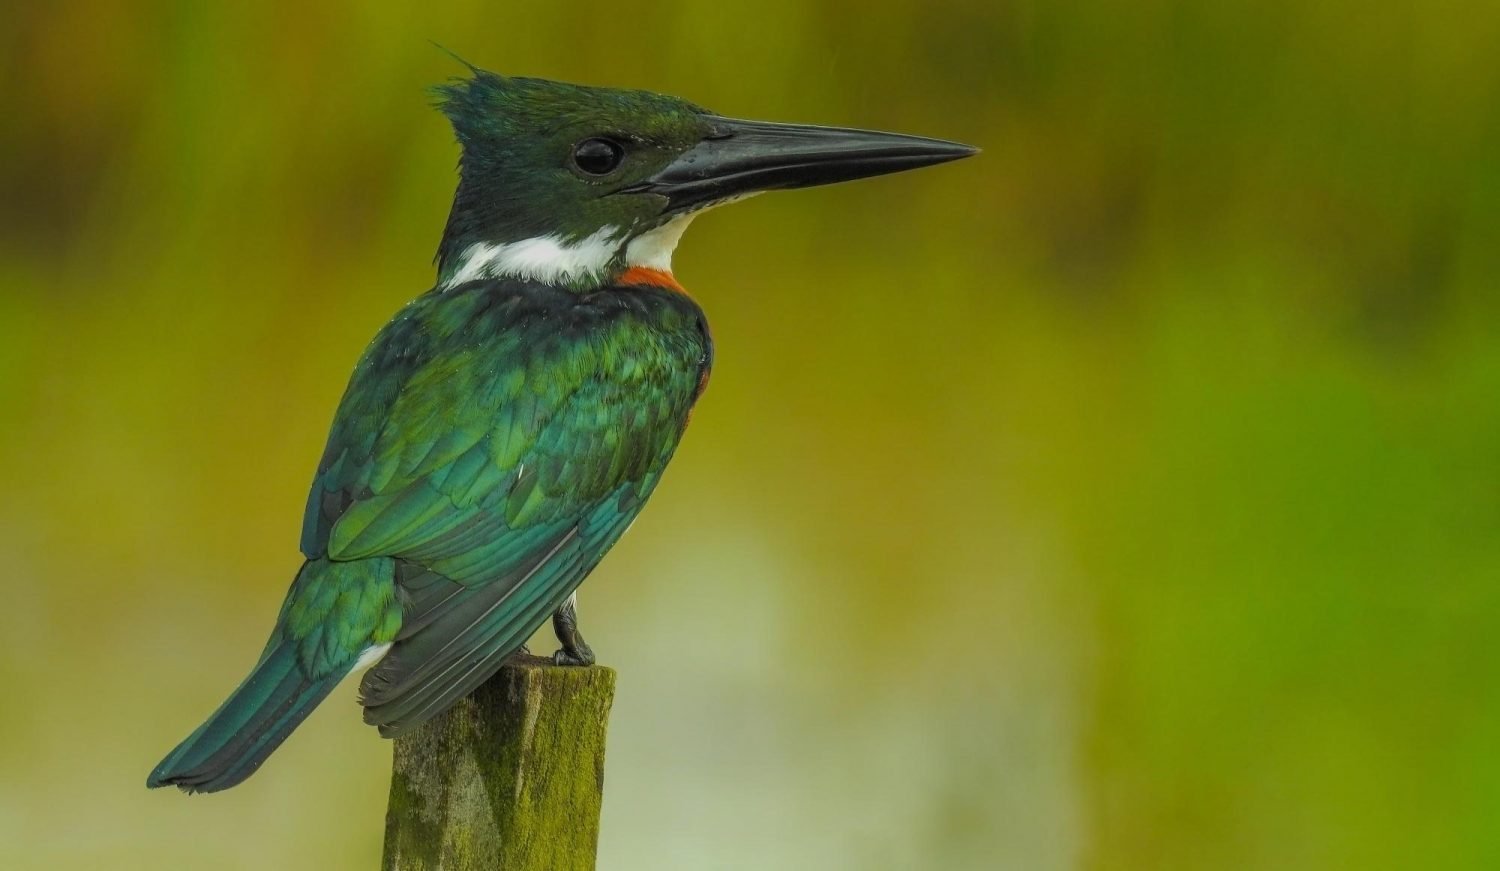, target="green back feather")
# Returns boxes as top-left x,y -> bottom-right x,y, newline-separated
302,277 -> 710,736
